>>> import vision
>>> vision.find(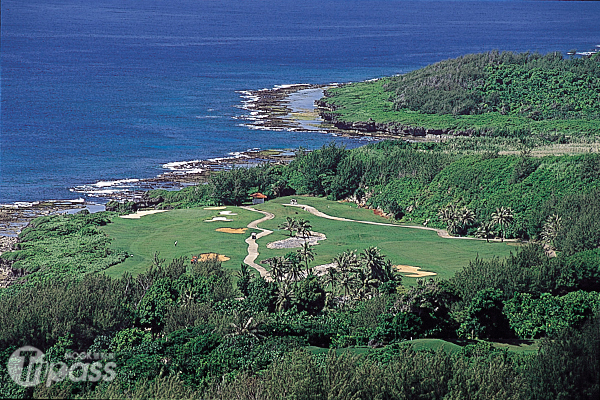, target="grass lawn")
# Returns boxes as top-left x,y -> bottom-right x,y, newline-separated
101,196 -> 517,282
306,346 -> 371,356
253,196 -> 517,282
307,338 -> 539,356
490,339 -> 540,354
400,338 -> 464,353
101,207 -> 261,278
